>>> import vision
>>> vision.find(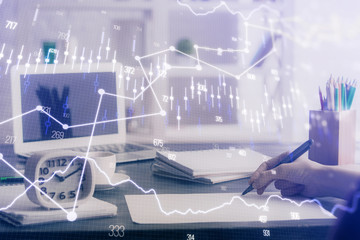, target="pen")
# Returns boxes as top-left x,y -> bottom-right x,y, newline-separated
329,79 -> 334,111
341,78 -> 347,110
346,79 -> 351,96
326,81 -> 331,111
323,96 -> 328,110
242,139 -> 314,196
347,80 -> 357,110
